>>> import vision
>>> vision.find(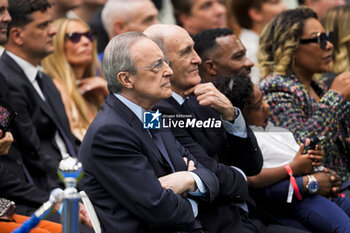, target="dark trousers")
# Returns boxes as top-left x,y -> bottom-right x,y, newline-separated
241,211 -> 310,233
